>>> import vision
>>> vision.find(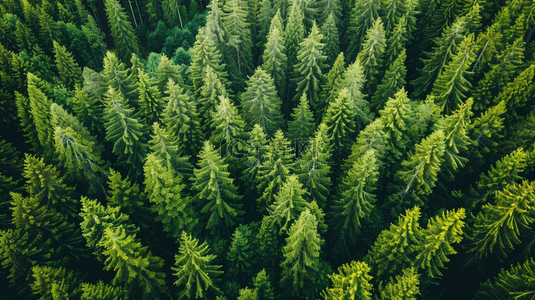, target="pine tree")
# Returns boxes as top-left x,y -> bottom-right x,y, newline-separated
210,95 -> 246,150
345,0 -> 381,60
343,118 -> 387,173
475,258 -> 535,300
137,67 -> 164,126
493,64 -> 535,117
227,225 -> 253,279
198,65 -> 228,132
365,207 -> 422,282
379,267 -> 420,299
241,68 -> 284,135
431,34 -> 477,113
104,87 -> 147,178
241,124 -> 270,195
383,0 -> 408,33
266,174 -> 310,232
101,51 -> 137,102
71,85 -> 103,135
321,13 -> 340,66
191,141 -> 243,236
256,0 -> 275,52
161,79 -> 203,157
322,88 -> 357,159
288,94 -> 315,143
385,16 -> 408,66
293,22 -> 327,109
391,130 -> 446,212
284,1 -> 305,95
320,0 -> 342,25
28,73 -> 53,158
99,225 -> 167,298
144,153 -> 196,238
411,17 -> 467,98
328,149 -> 379,251
280,209 -> 323,294
318,52 -> 345,116
80,281 -> 127,300
371,49 -> 407,110
223,0 -> 254,76
52,40 -> 82,88
322,261 -> 373,300
253,269 -> 274,300
415,208 -> 466,282
162,0 -> 185,28
104,0 -> 140,63
30,265 -> 80,299
156,54 -> 184,94
149,123 -> 192,179
238,288 -> 258,300
262,14 -> 287,100
358,17 -> 386,93
467,181 -> 535,262
172,231 -> 223,299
